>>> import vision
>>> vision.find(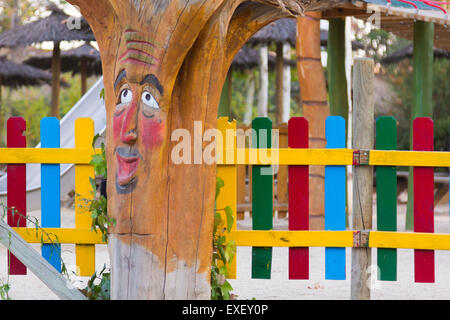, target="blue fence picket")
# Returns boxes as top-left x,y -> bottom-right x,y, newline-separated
324,116 -> 347,280
41,117 -> 62,272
